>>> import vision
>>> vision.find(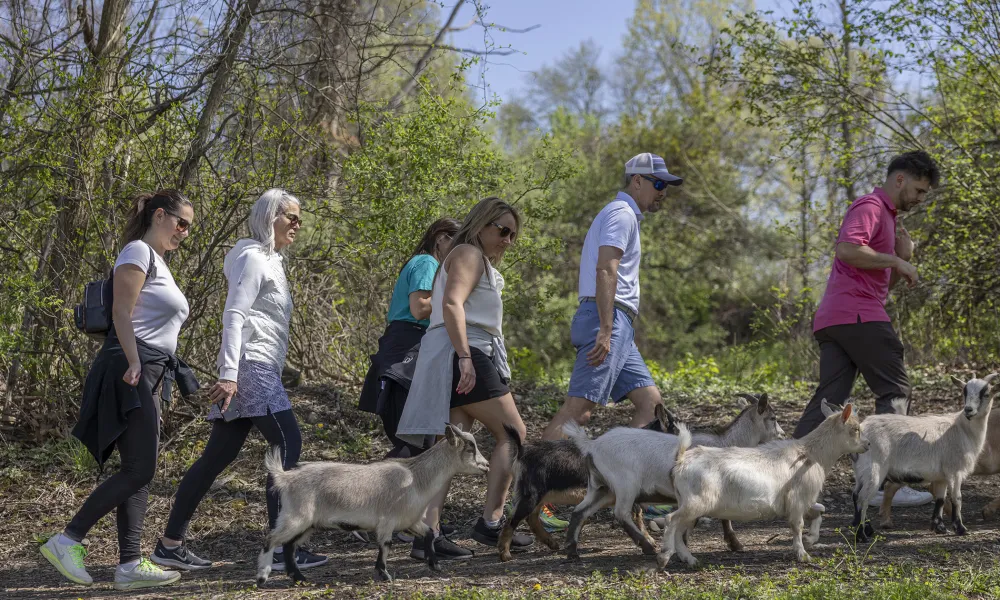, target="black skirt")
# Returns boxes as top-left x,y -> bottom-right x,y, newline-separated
359,320 -> 427,414
450,346 -> 510,408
